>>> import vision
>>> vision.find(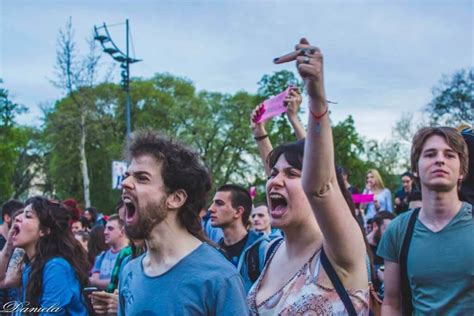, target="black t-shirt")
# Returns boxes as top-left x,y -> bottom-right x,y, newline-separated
0,235 -> 6,251
395,188 -> 420,214
220,233 -> 249,267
